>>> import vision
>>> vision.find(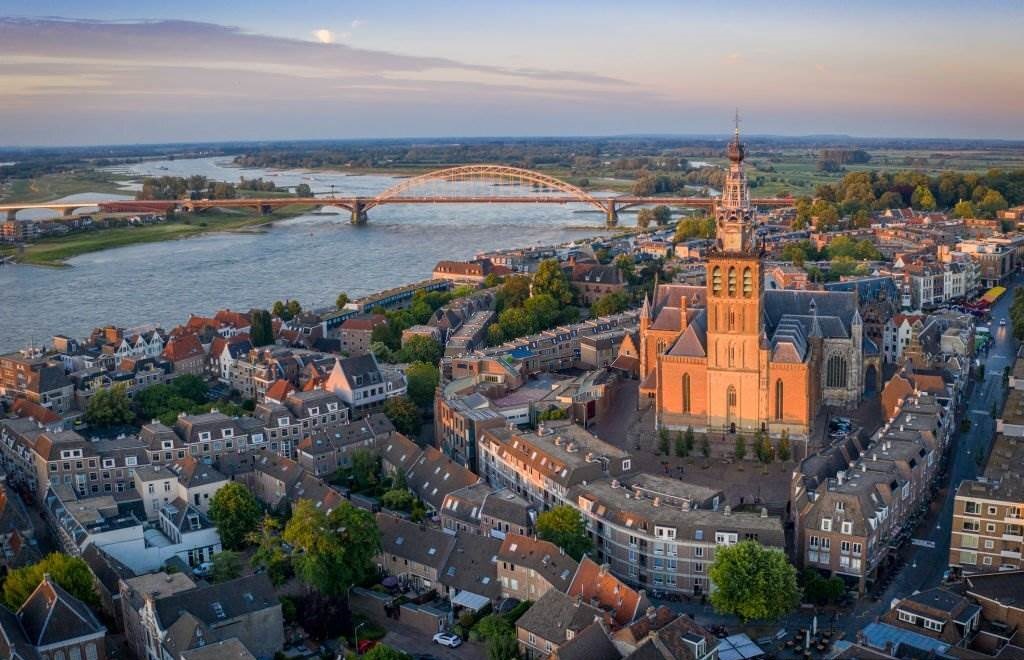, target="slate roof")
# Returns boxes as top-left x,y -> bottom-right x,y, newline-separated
516,589 -> 603,645
407,446 -> 479,511
440,532 -> 502,600
555,620 -> 620,660
499,534 -> 579,593
153,574 -> 278,631
0,604 -> 37,660
666,310 -> 707,358
763,289 -> 858,337
334,354 -> 384,389
180,638 -> 257,660
17,576 -> 105,648
376,513 -> 455,571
